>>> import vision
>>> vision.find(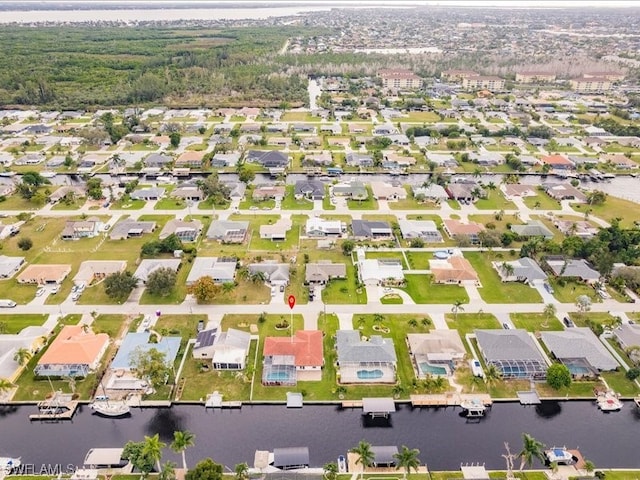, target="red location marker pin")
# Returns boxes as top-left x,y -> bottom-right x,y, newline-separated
288,295 -> 296,309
